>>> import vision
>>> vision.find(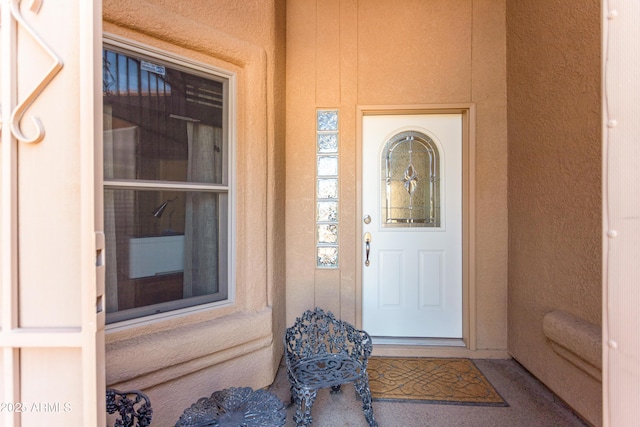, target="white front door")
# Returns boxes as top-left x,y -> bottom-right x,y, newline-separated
362,113 -> 462,338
